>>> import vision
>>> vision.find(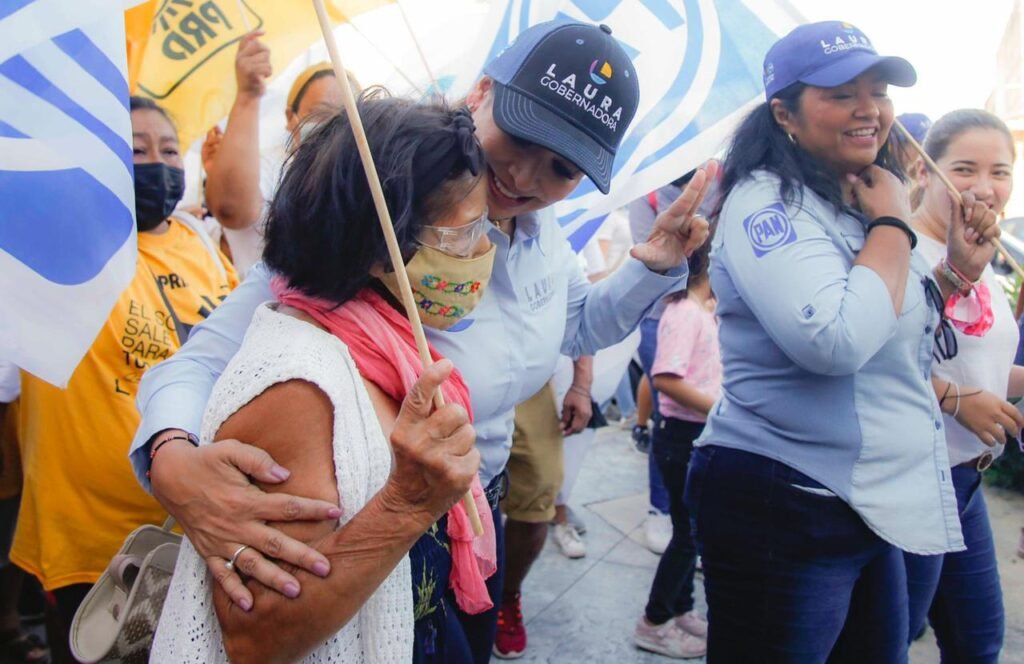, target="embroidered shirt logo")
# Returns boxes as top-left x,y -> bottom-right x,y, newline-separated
743,203 -> 797,257
524,275 -> 555,312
